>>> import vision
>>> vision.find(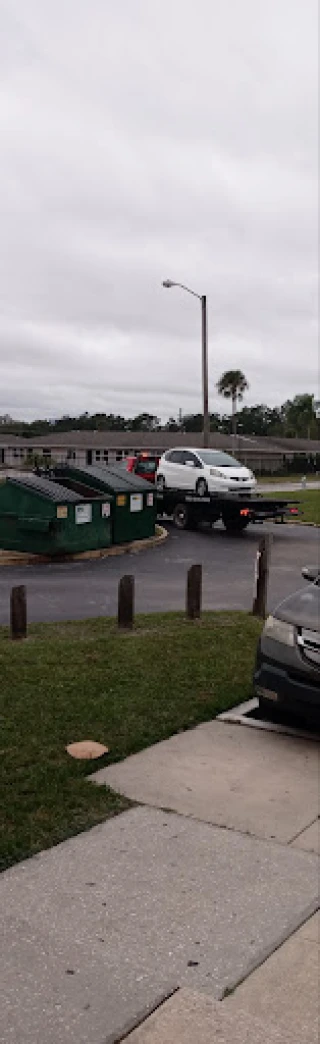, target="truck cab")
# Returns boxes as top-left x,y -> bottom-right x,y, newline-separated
125,453 -> 160,483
